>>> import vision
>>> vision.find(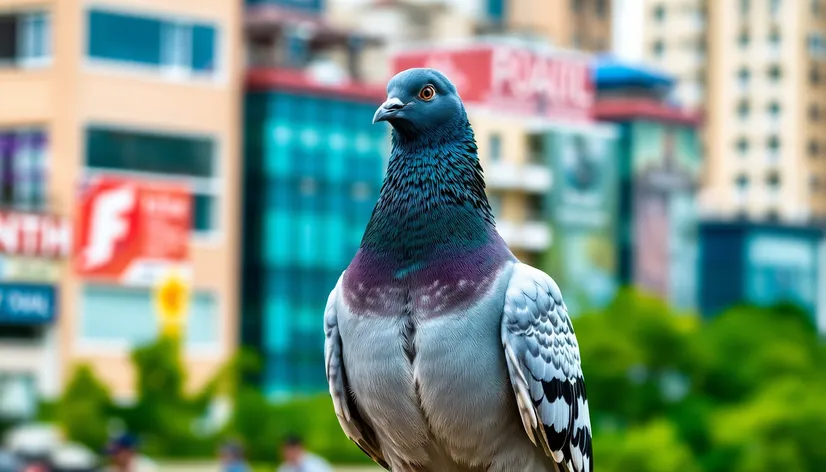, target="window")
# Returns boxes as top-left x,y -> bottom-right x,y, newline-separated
652,39 -> 665,57
526,134 -> 545,163
489,134 -> 502,162
811,175 -> 821,192
767,101 -> 781,120
653,4 -> 666,21
809,140 -> 820,157
770,0 -> 781,16
810,103 -> 821,121
736,174 -> 749,188
735,174 -> 750,200
811,66 -> 821,85
0,128 -> 48,210
571,0 -> 583,12
79,285 -> 219,350
525,194 -> 544,220
768,29 -> 781,49
808,33 -> 826,60
87,8 -> 218,78
737,100 -> 750,119
767,135 -> 781,162
736,137 -> 750,155
84,126 -> 220,234
766,171 -> 781,188
596,0 -> 607,17
738,30 -> 750,48
768,64 -> 782,82
0,10 -> 50,67
737,67 -> 751,87
740,0 -> 750,15
814,0 -> 821,16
